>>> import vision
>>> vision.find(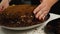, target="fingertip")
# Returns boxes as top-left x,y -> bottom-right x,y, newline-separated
39,16 -> 41,20
35,13 -> 40,19
33,11 -> 35,14
39,14 -> 44,20
33,10 -> 37,14
33,8 -> 39,14
42,16 -> 45,20
35,15 -> 38,18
